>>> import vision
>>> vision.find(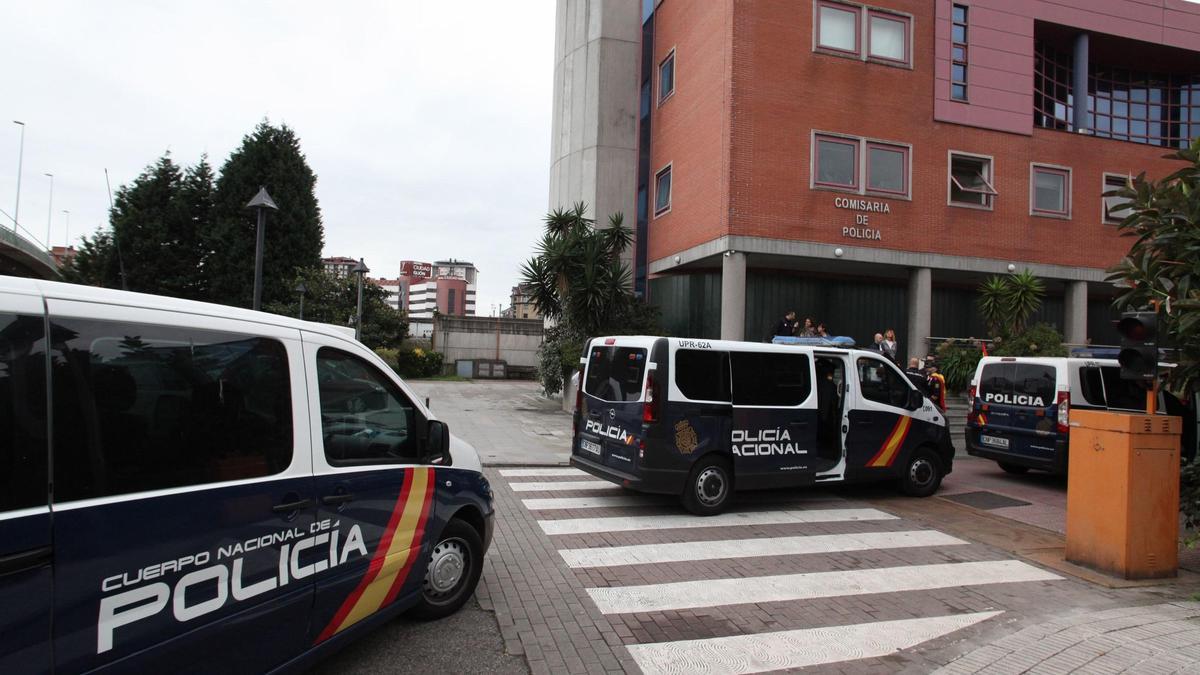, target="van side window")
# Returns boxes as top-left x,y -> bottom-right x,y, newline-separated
317,347 -> 419,464
51,319 -> 293,502
730,352 -> 811,406
1079,366 -> 1106,406
0,313 -> 47,512
584,346 -> 647,402
856,357 -> 910,408
675,349 -> 730,402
